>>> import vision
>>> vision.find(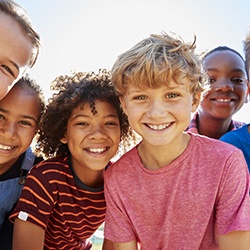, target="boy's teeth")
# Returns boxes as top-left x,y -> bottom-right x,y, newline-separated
148,124 -> 170,130
217,99 -> 230,102
89,148 -> 106,153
